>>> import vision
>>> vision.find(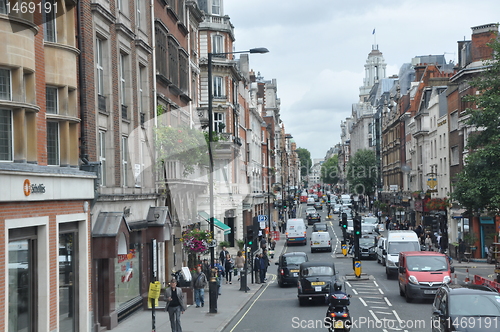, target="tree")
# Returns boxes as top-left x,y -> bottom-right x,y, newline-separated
452,37 -> 500,214
295,148 -> 312,177
320,155 -> 339,185
346,149 -> 377,196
